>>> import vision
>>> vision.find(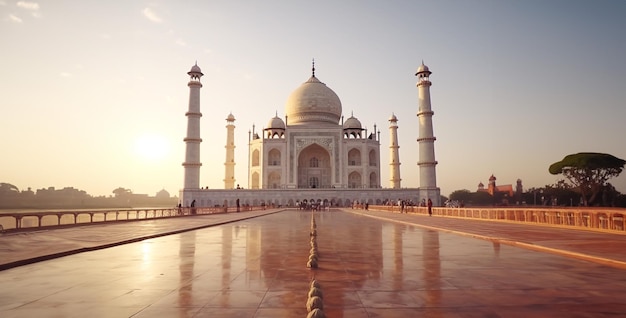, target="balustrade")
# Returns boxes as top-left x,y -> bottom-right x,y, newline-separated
366,205 -> 626,234
0,205 -> 267,233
